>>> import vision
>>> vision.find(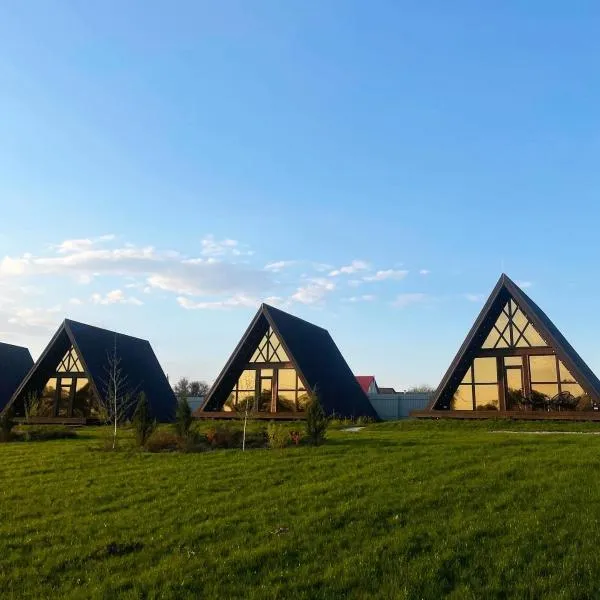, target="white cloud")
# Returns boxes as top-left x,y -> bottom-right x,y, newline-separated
178,294 -> 257,310
392,293 -> 427,308
54,234 -> 116,254
200,235 -> 252,257
7,305 -> 62,331
291,278 -> 335,305
178,294 -> 284,311
329,260 -> 370,277
312,262 -> 333,273
91,290 -> 143,306
68,298 -> 83,305
0,239 -> 270,299
342,295 -> 376,303
464,293 -> 485,303
364,269 -> 409,282
264,260 -> 296,272
419,269 -> 430,276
